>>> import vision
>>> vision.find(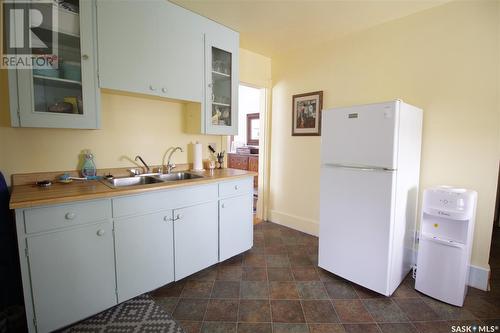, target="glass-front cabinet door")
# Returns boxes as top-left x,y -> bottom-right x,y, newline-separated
9,0 -> 99,129
205,36 -> 238,135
